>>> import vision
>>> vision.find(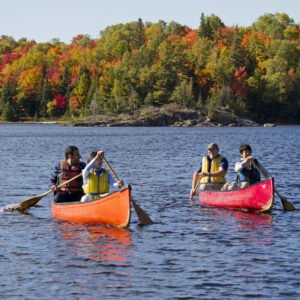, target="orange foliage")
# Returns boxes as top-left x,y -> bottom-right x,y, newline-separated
231,66 -> 249,97
89,64 -> 98,79
69,95 -> 82,114
241,31 -> 272,48
18,66 -> 43,97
